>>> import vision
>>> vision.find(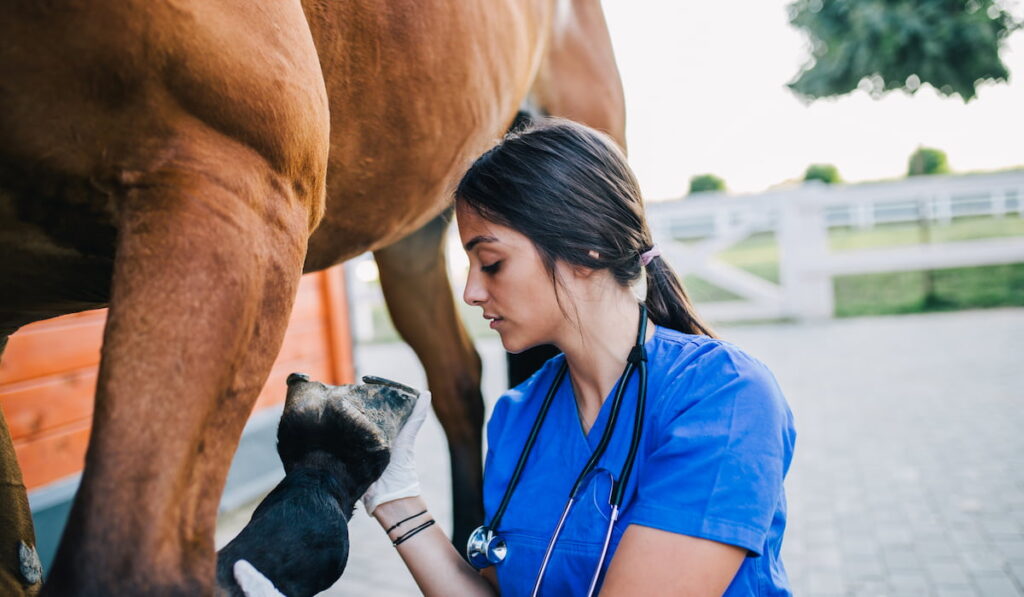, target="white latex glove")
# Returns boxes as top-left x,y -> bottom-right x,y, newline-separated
360,390 -> 432,516
233,559 -> 285,597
